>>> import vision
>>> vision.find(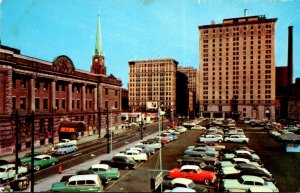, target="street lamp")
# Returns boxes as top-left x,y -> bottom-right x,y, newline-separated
139,120 -> 144,140
51,107 -> 57,145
